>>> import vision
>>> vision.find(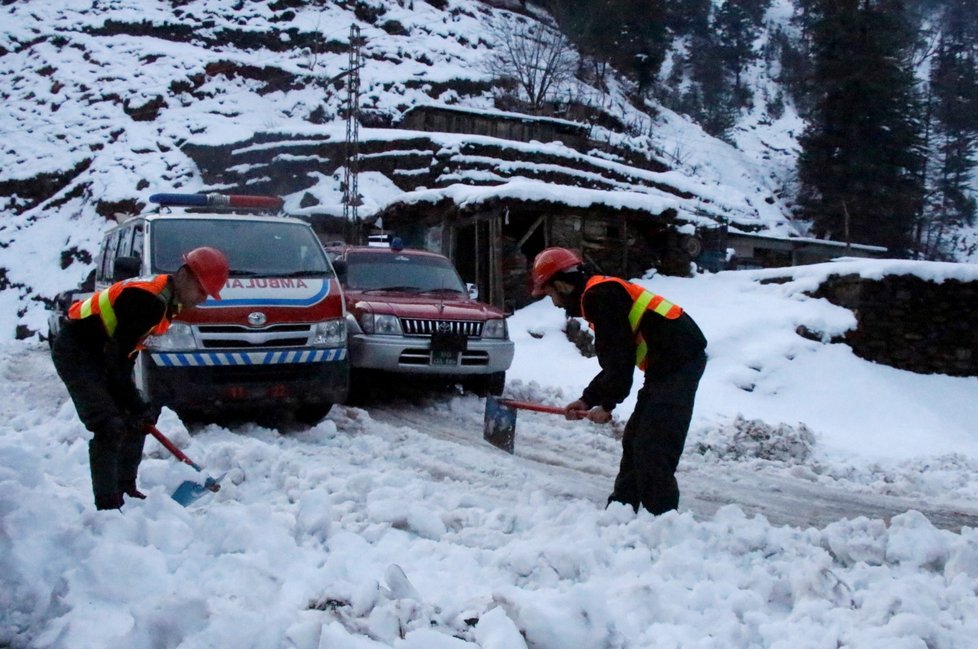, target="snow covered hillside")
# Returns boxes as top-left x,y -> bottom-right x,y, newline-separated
0,0 -> 807,340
